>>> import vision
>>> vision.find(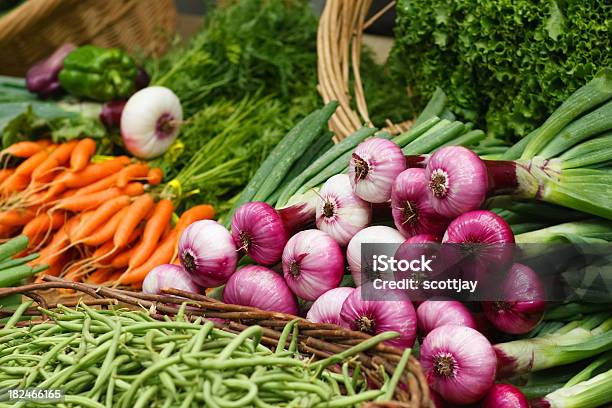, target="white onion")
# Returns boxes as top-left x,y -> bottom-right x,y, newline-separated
316,174 -> 371,246
346,226 -> 405,286
121,86 -> 183,159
